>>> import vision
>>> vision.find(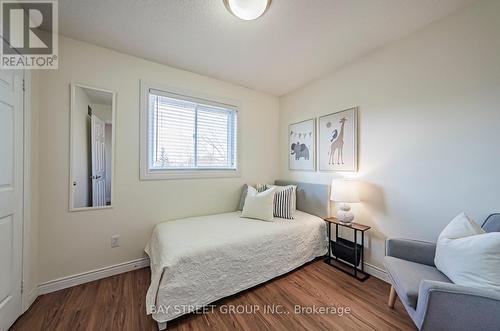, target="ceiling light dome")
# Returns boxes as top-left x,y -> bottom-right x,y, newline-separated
224,0 -> 271,21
